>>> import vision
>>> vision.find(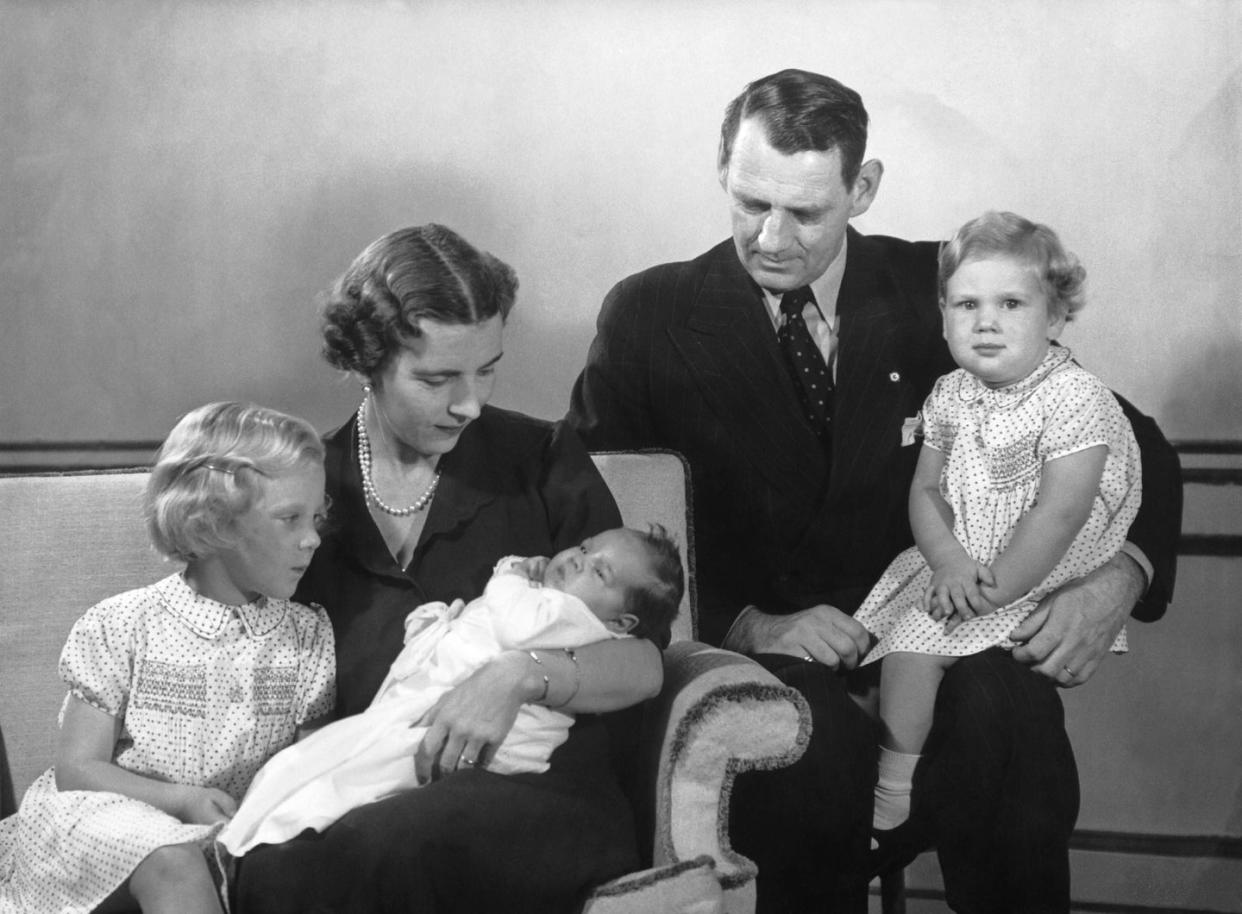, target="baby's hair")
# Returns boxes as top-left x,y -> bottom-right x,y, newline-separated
938,210 -> 1087,321
624,523 -> 685,650
145,402 -> 324,562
